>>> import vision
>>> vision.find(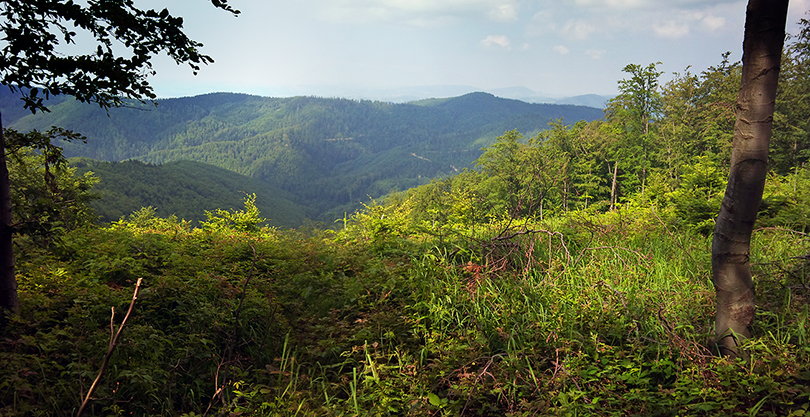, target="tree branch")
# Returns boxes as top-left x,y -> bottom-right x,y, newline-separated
76,278 -> 143,417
